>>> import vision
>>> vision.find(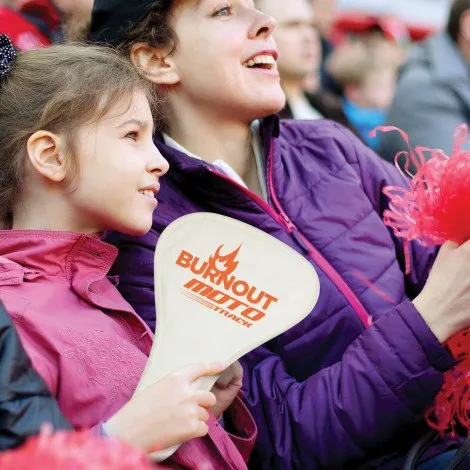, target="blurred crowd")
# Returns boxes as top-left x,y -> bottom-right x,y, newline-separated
1,0 -> 467,161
